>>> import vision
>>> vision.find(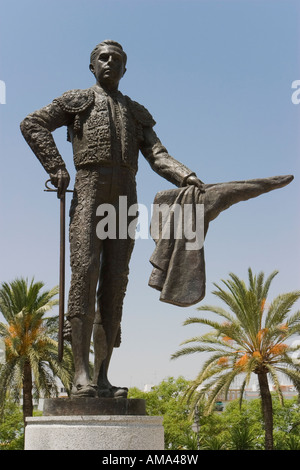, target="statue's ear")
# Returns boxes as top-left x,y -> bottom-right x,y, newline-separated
89,63 -> 95,75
